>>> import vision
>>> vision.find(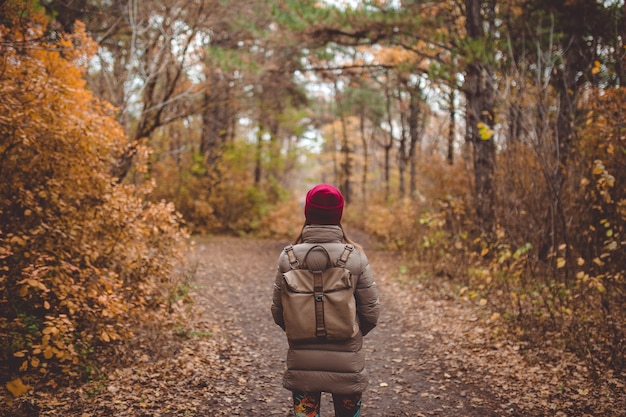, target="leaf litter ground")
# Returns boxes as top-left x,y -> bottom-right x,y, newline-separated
3,233 -> 624,416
